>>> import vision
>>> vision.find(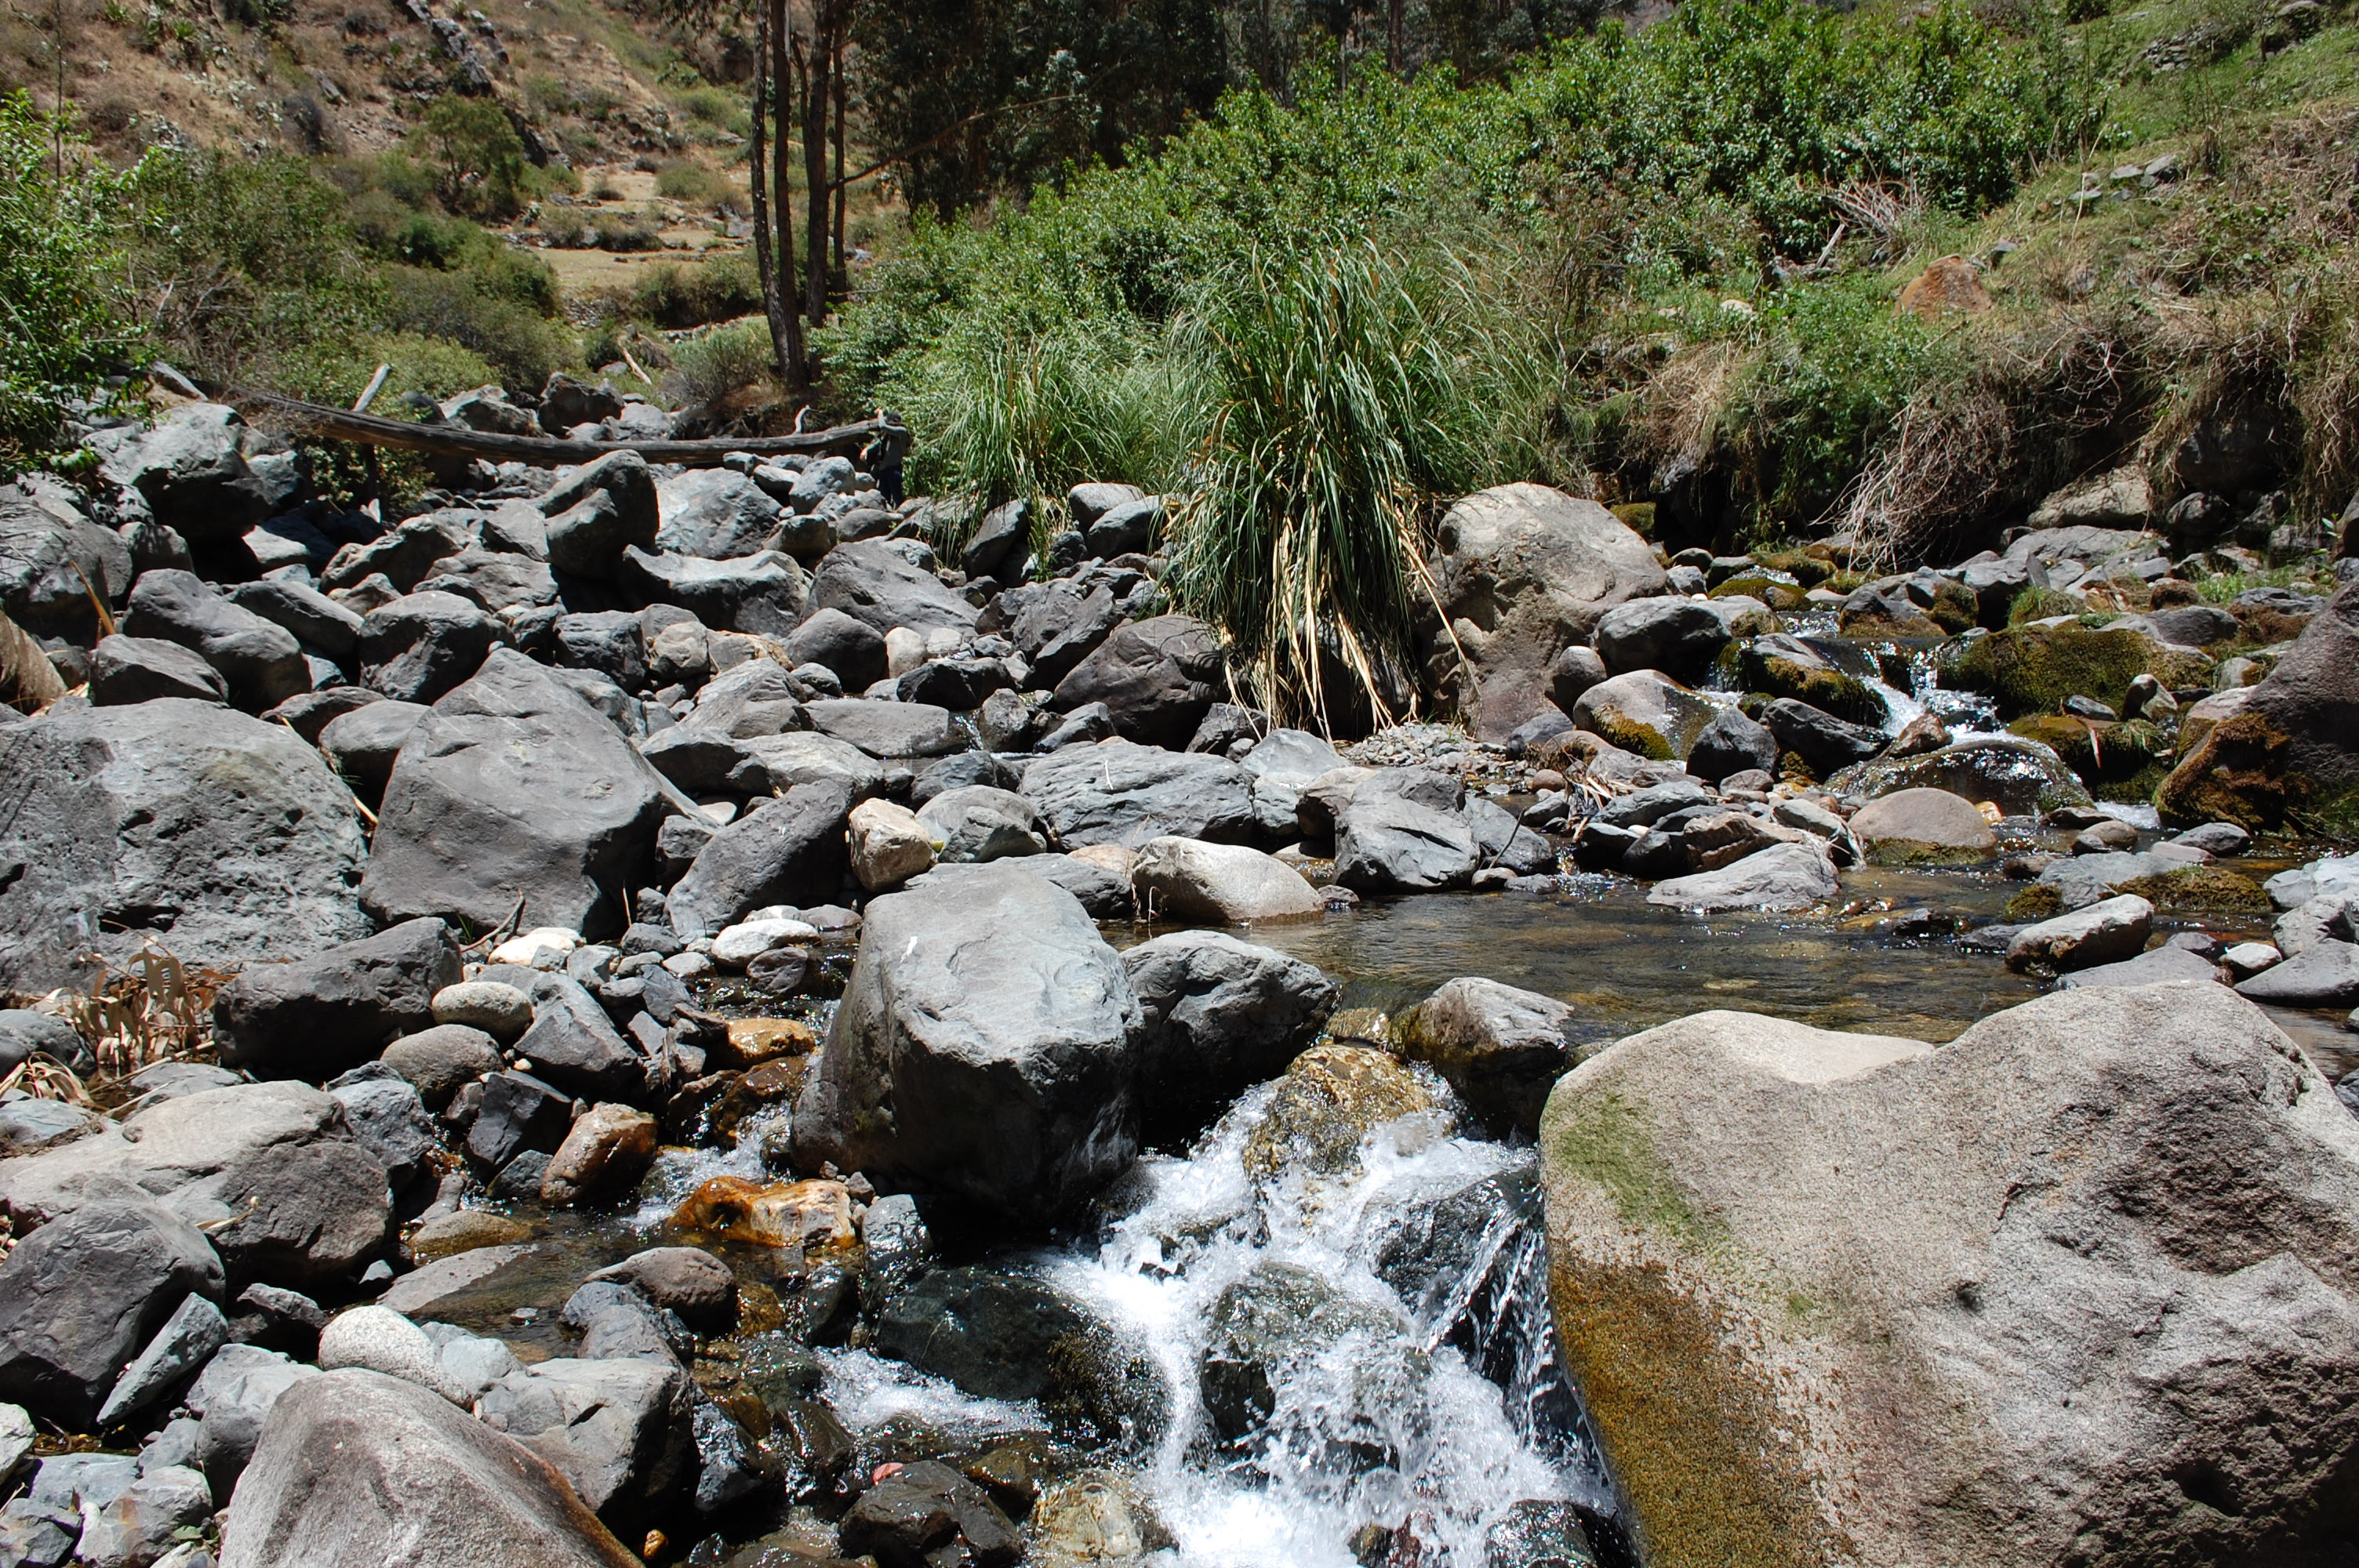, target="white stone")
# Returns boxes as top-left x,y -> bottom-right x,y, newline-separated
884,626 -> 926,677
317,1306 -> 468,1404
849,798 -> 936,893
711,919 -> 820,967
2220,942 -> 2282,981
662,950 -> 714,980
489,927 -> 580,968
